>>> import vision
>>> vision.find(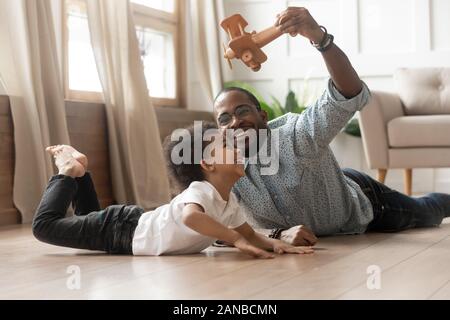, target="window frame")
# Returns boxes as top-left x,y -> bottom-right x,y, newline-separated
62,0 -> 185,108
63,0 -> 103,102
